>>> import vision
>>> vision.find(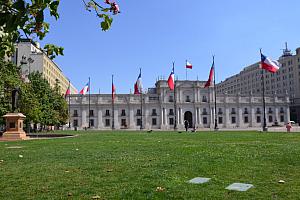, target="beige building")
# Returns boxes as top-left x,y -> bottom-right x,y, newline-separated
217,45 -> 300,123
12,39 -> 77,94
